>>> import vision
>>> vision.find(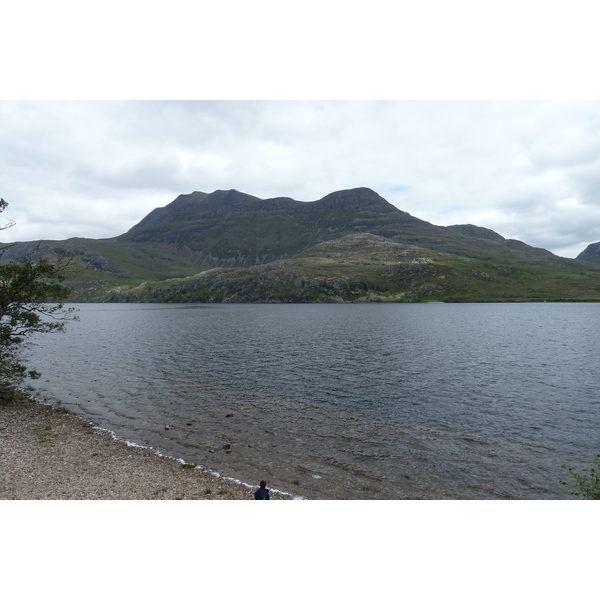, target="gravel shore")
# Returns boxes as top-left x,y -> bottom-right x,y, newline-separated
0,394 -> 291,500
